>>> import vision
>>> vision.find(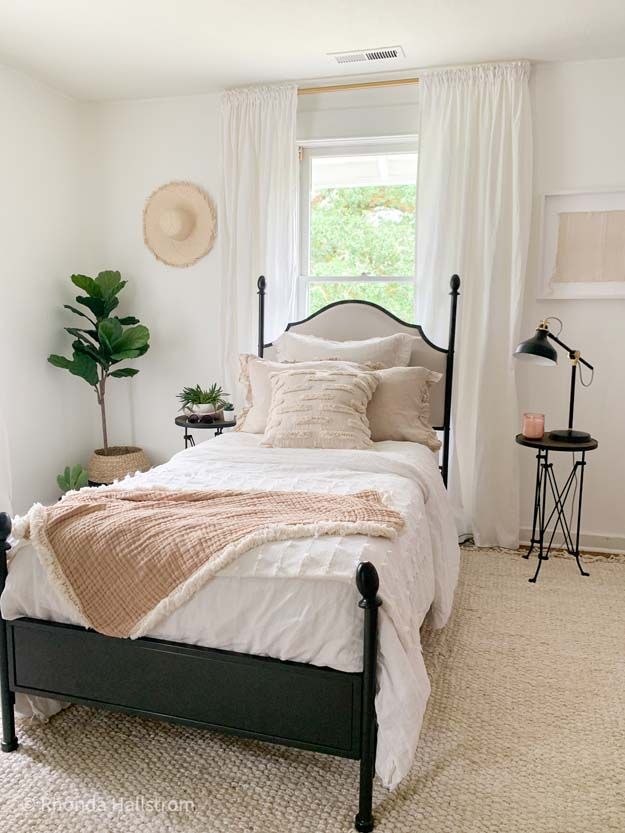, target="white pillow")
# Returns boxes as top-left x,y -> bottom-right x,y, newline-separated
262,368 -> 379,450
273,331 -> 416,368
235,354 -> 381,434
